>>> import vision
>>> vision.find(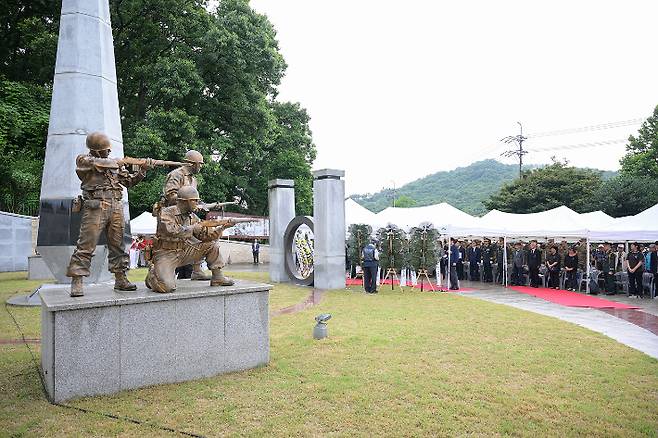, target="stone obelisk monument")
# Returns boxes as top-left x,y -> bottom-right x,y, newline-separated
37,0 -> 128,283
